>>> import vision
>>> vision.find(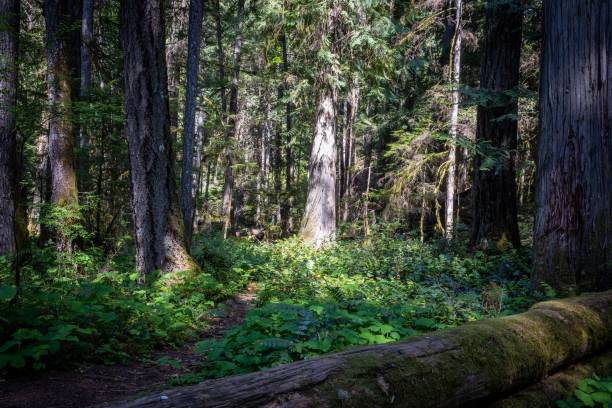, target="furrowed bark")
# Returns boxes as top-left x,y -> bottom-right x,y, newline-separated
180,0 -> 205,248
300,1 -> 341,248
470,0 -> 522,250
104,290 -> 612,408
120,0 -> 197,280
0,0 -> 20,256
532,0 -> 612,292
